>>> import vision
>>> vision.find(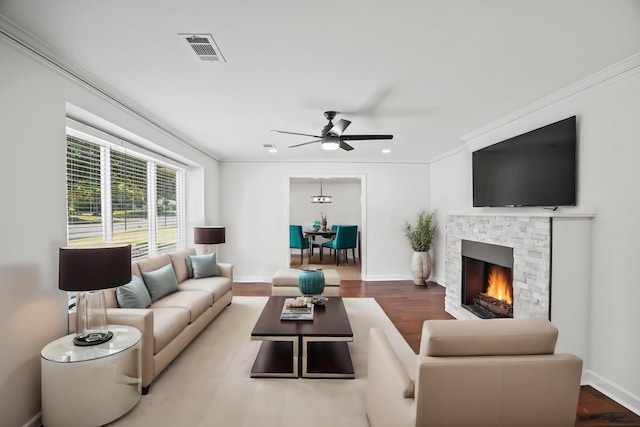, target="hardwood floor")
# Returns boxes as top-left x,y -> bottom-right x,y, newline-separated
233,279 -> 640,426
